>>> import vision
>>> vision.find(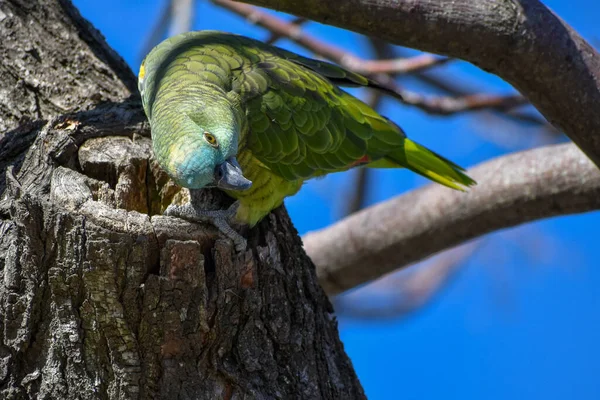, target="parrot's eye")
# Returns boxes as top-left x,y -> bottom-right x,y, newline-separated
203,132 -> 219,148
